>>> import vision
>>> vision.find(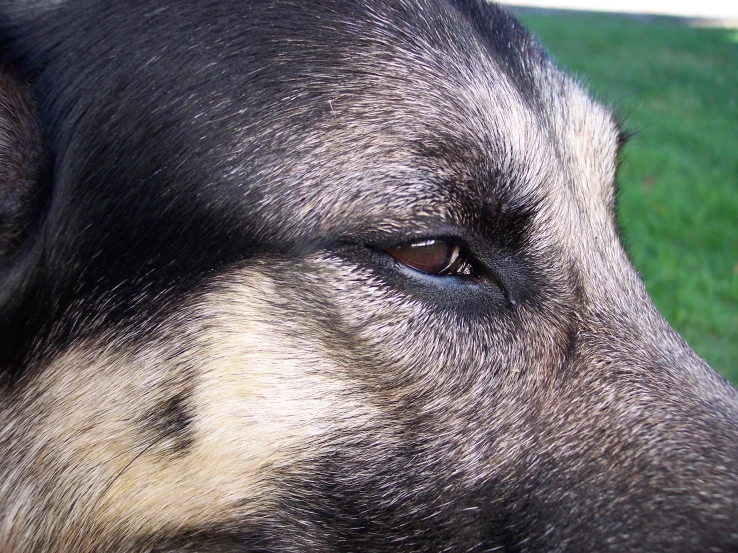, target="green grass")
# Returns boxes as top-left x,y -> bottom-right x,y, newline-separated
513,10 -> 738,382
